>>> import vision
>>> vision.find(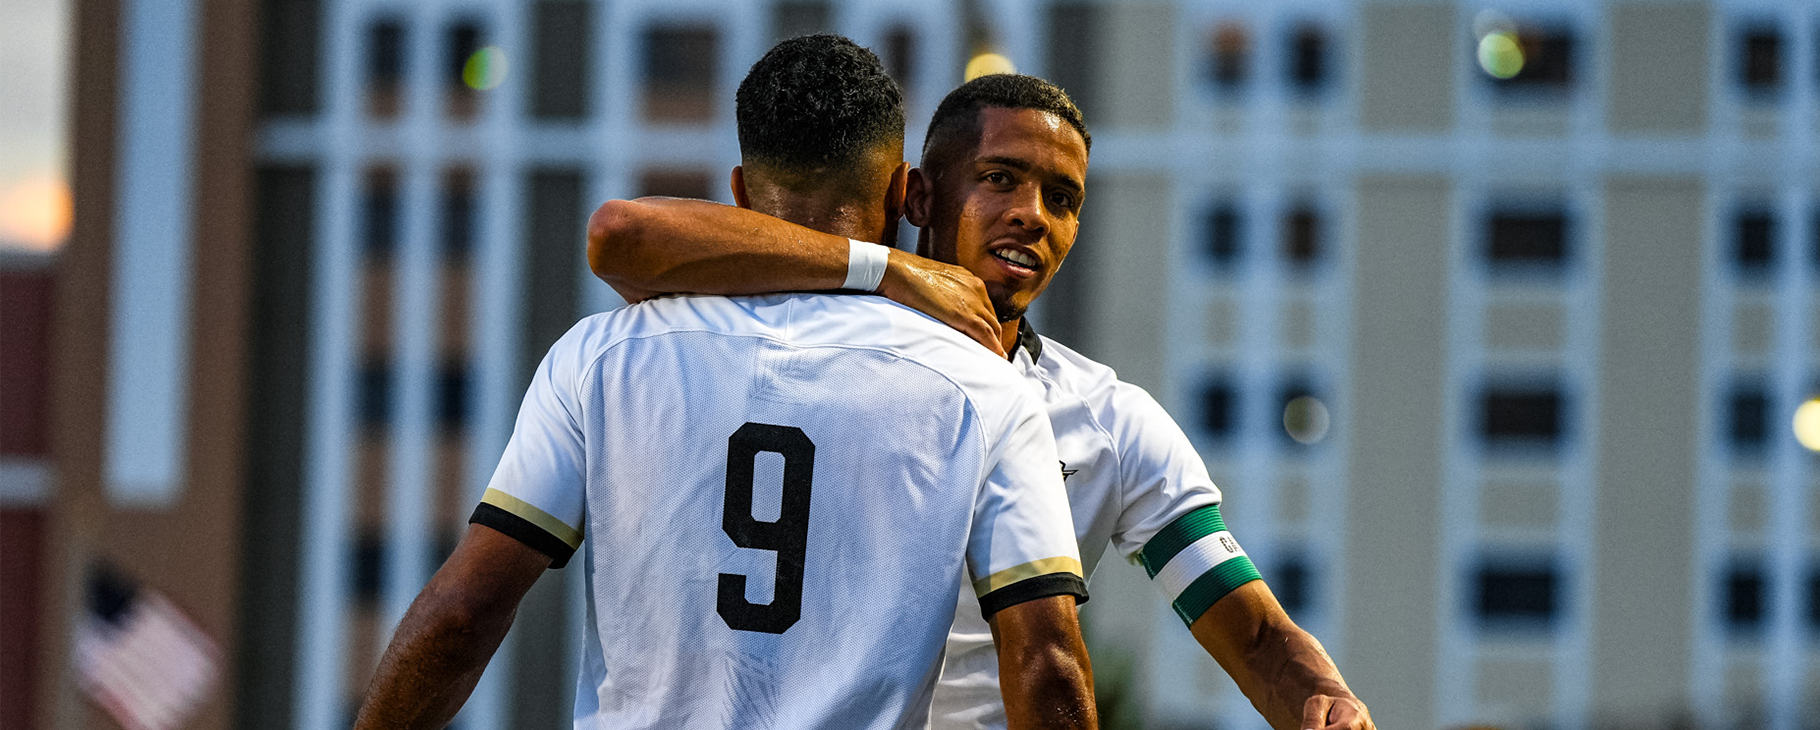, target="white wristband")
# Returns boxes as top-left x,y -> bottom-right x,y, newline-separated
841,238 -> 889,292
